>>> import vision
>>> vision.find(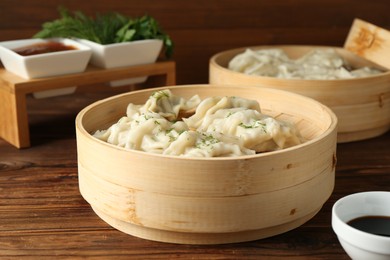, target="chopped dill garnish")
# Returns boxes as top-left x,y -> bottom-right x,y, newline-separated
226,111 -> 235,118
196,133 -> 220,149
239,123 -> 251,129
239,120 -> 267,132
141,114 -> 151,121
151,90 -> 170,101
